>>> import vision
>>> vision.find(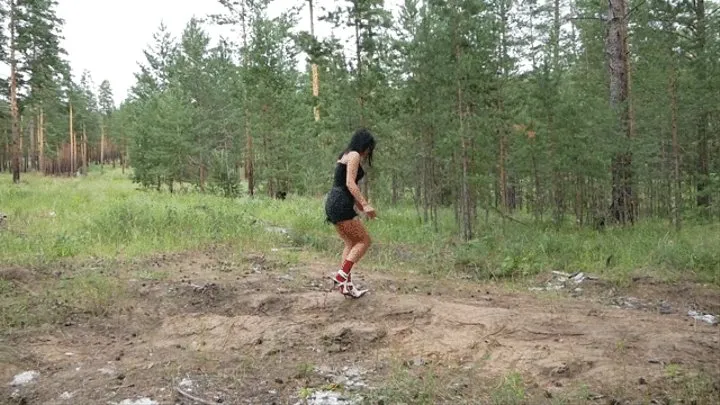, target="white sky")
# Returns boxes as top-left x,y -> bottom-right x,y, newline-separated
56,0 -> 402,106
